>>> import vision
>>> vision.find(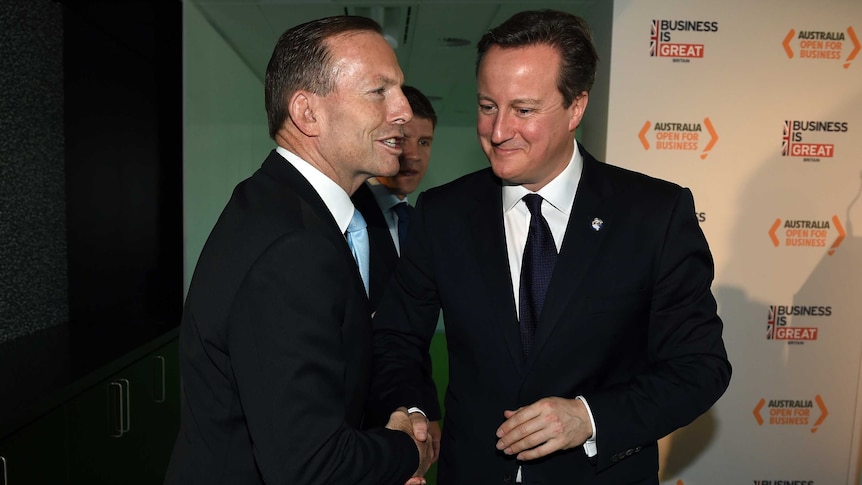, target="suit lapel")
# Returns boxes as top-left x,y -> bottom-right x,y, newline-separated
527,150 -> 615,366
261,151 -> 368,301
353,183 -> 398,260
467,171 -> 526,375
351,183 -> 398,310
